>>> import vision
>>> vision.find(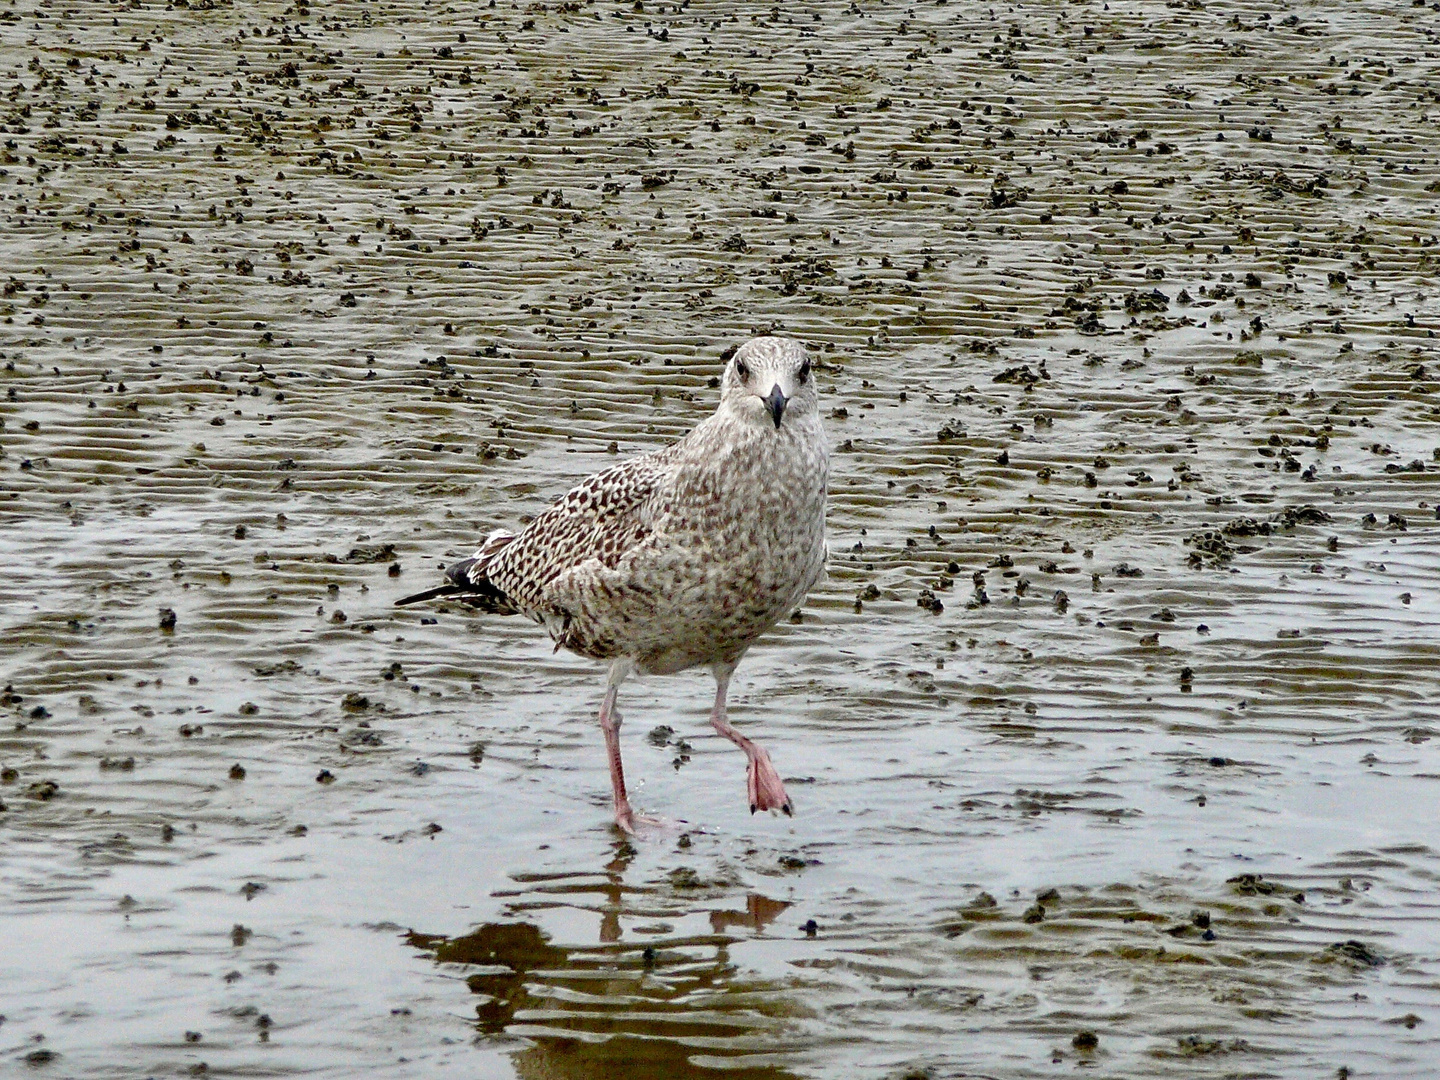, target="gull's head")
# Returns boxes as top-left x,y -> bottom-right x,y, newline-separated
720,336 -> 818,431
